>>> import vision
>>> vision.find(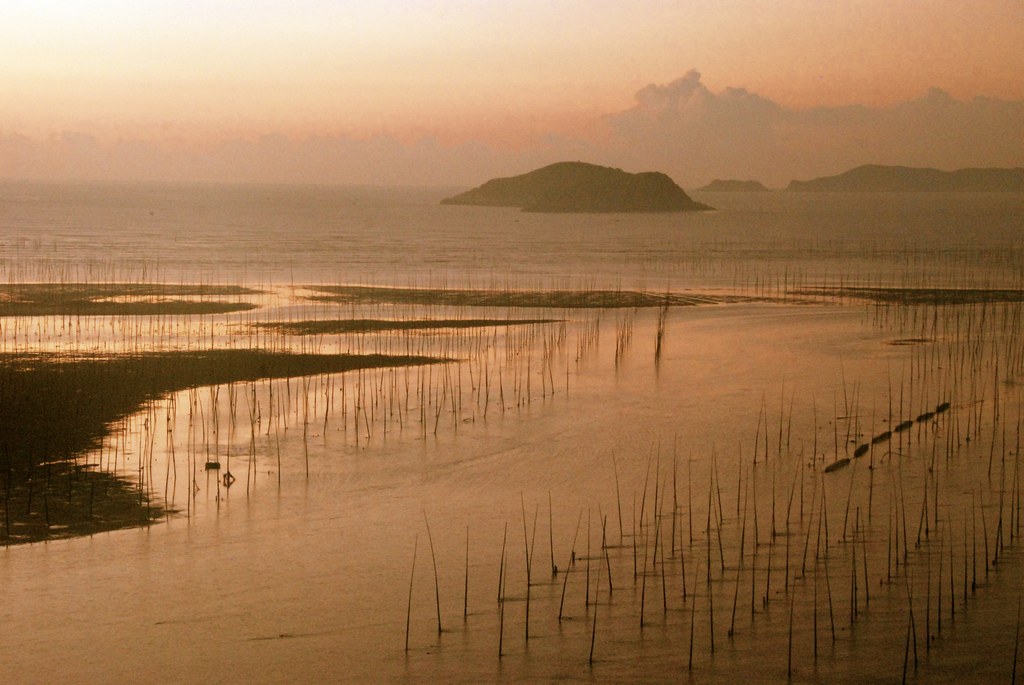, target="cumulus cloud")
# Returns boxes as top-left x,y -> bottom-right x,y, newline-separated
601,71 -> 1024,187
